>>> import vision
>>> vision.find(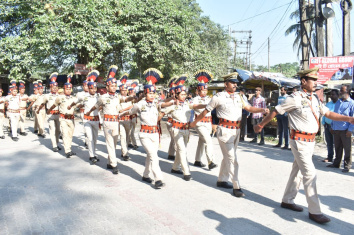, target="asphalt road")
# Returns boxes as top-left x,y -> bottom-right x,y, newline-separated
0,118 -> 353,234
